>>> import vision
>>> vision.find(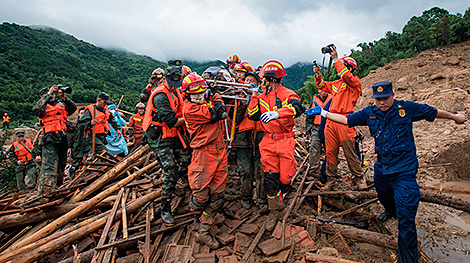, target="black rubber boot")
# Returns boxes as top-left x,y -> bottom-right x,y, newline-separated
378,211 -> 395,222
161,198 -> 175,226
